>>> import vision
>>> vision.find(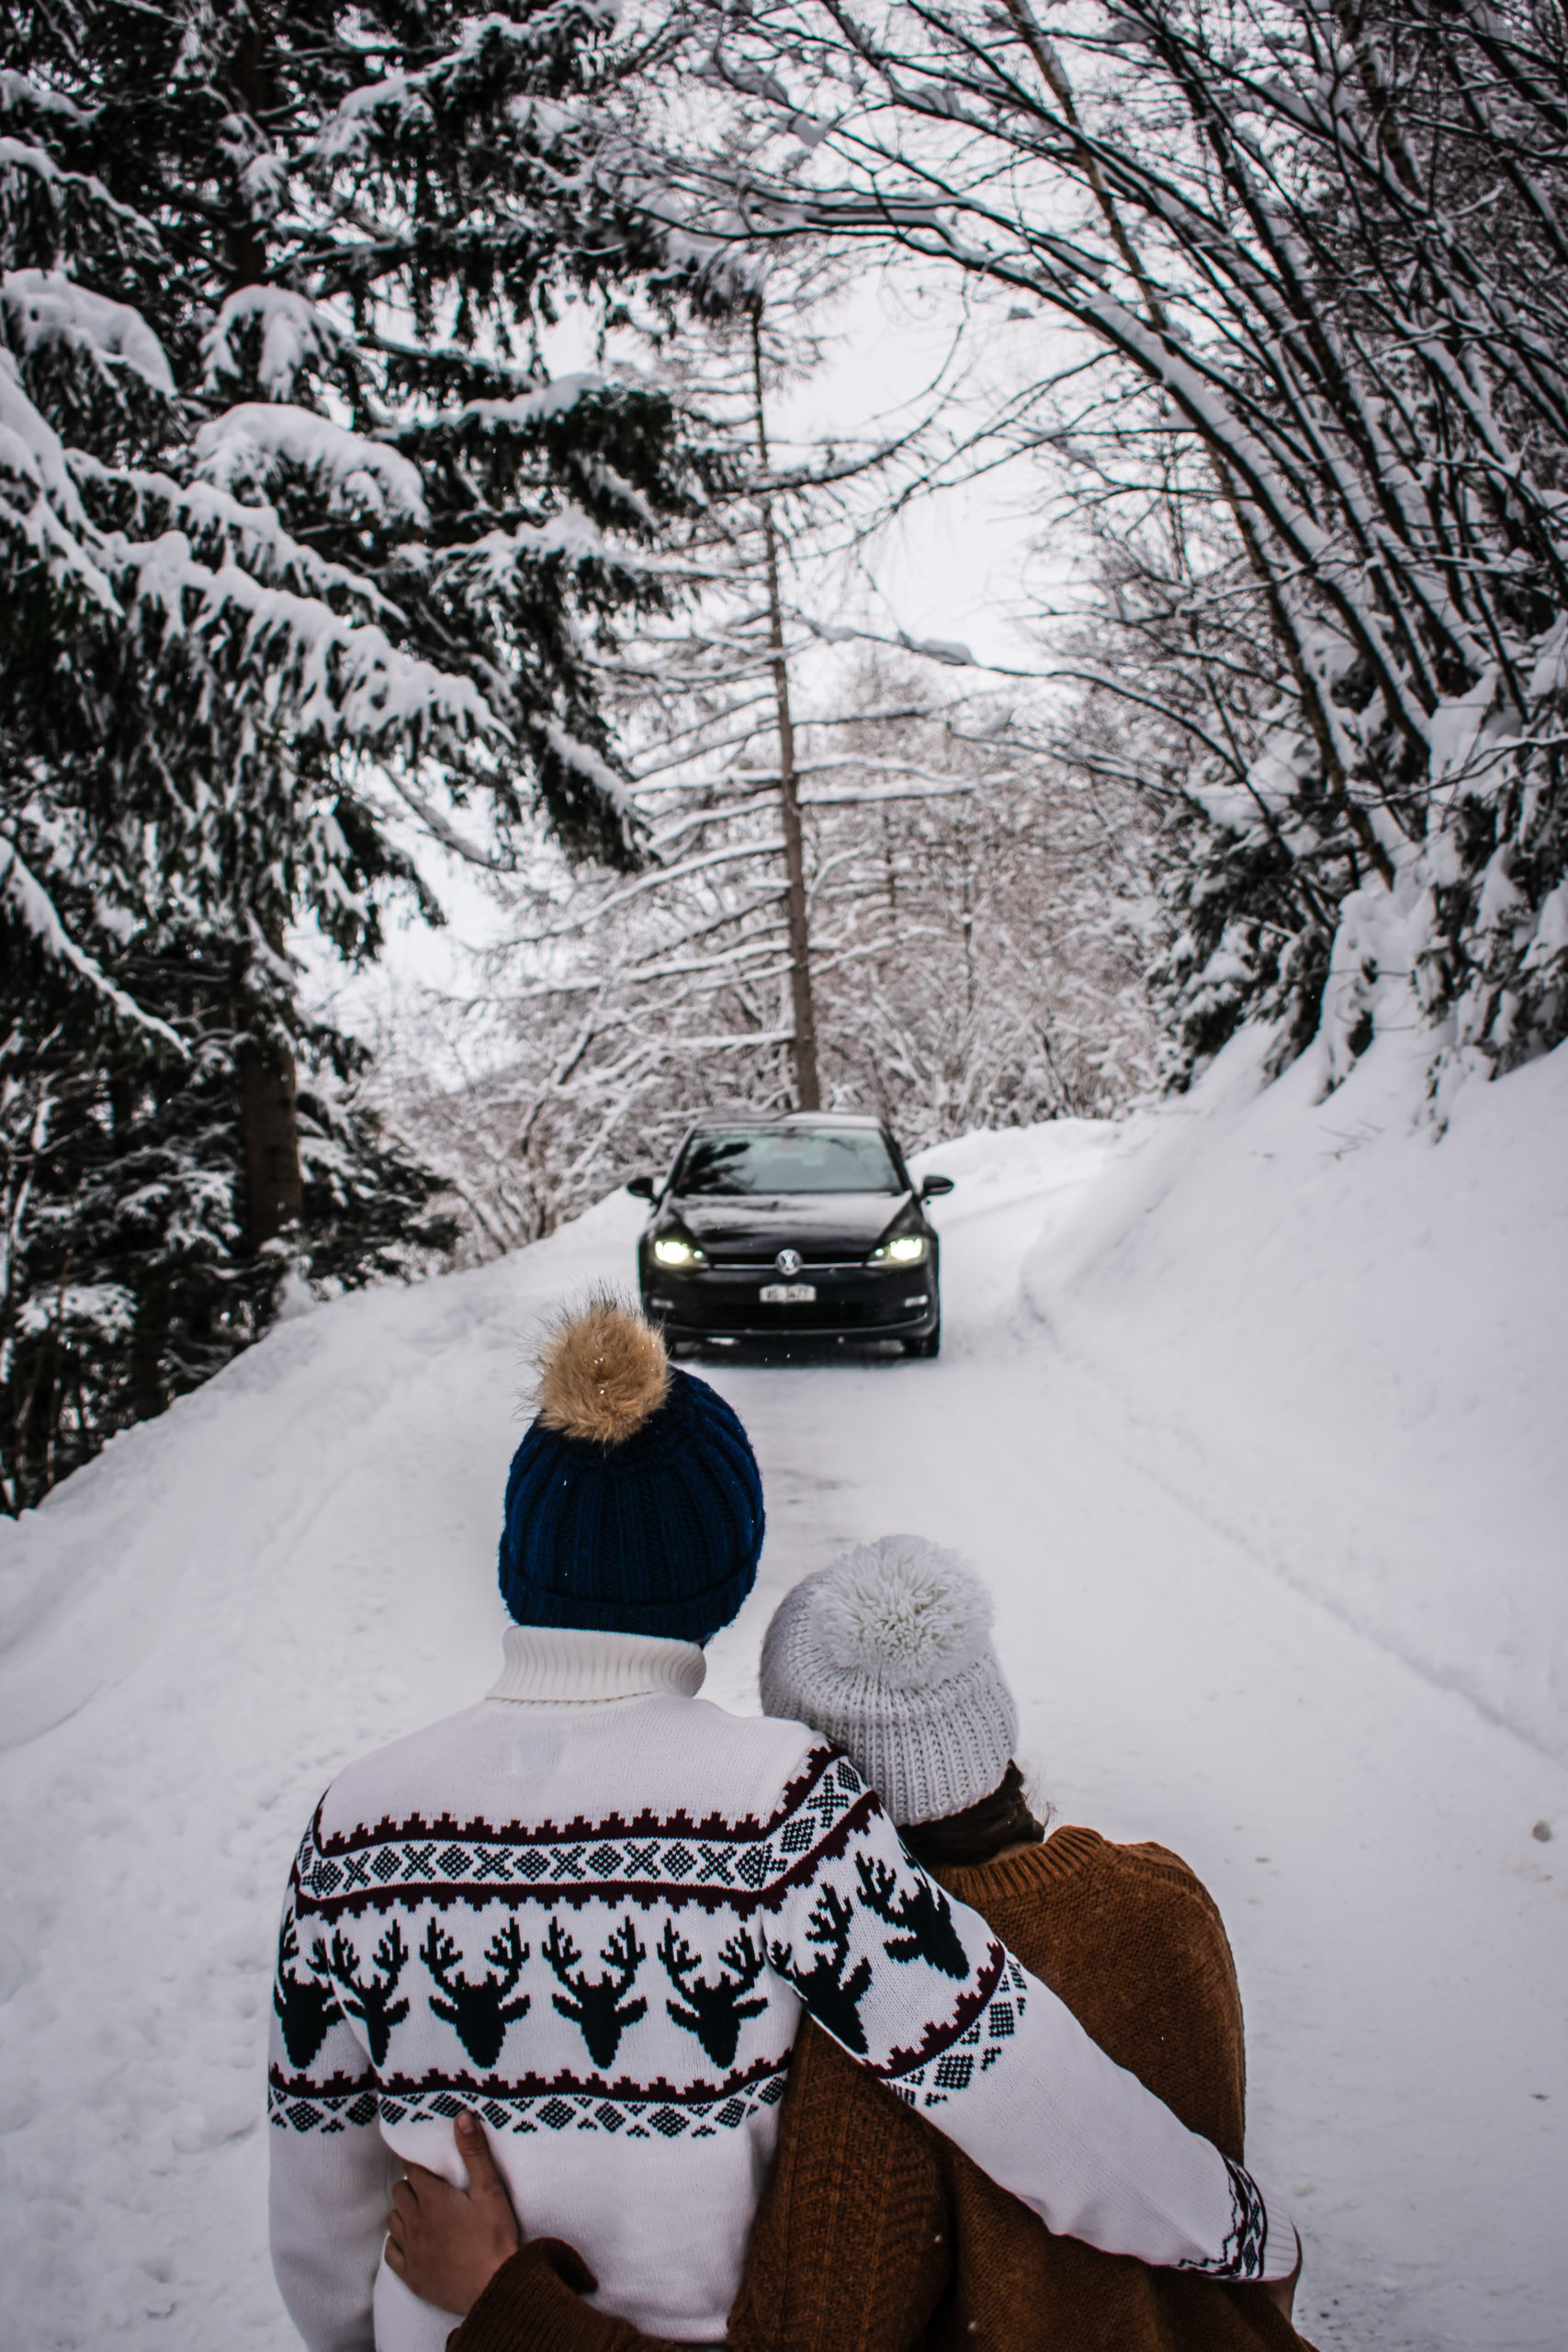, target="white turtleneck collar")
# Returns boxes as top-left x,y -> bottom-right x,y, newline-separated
486,1622 -> 707,1707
